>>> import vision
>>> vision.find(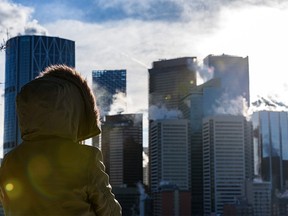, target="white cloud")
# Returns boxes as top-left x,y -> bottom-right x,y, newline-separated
1,0 -> 288,154
0,0 -> 47,38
